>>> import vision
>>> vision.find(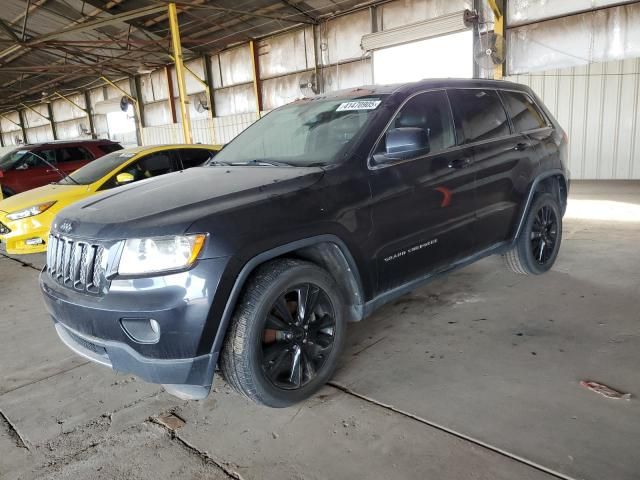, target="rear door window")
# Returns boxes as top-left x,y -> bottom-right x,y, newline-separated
448,89 -> 510,144
178,148 -> 216,169
56,146 -> 93,163
500,91 -> 548,133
